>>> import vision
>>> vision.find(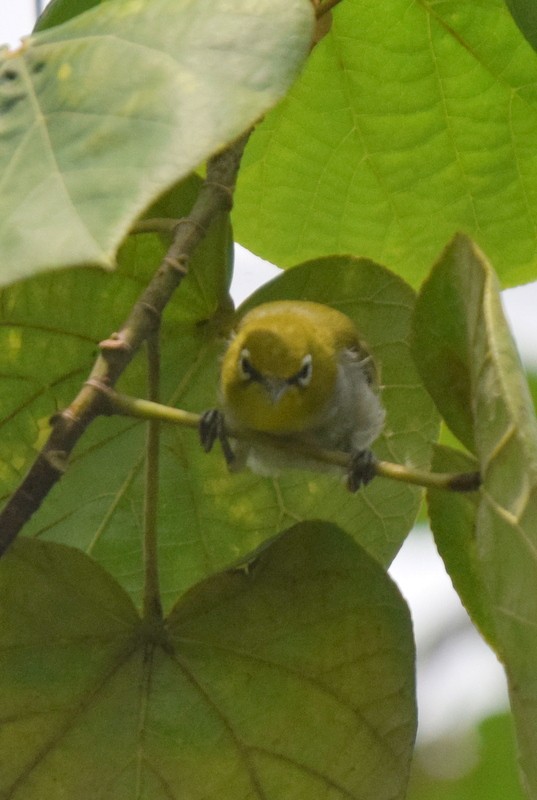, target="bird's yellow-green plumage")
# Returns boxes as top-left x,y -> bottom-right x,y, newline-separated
218,301 -> 384,476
